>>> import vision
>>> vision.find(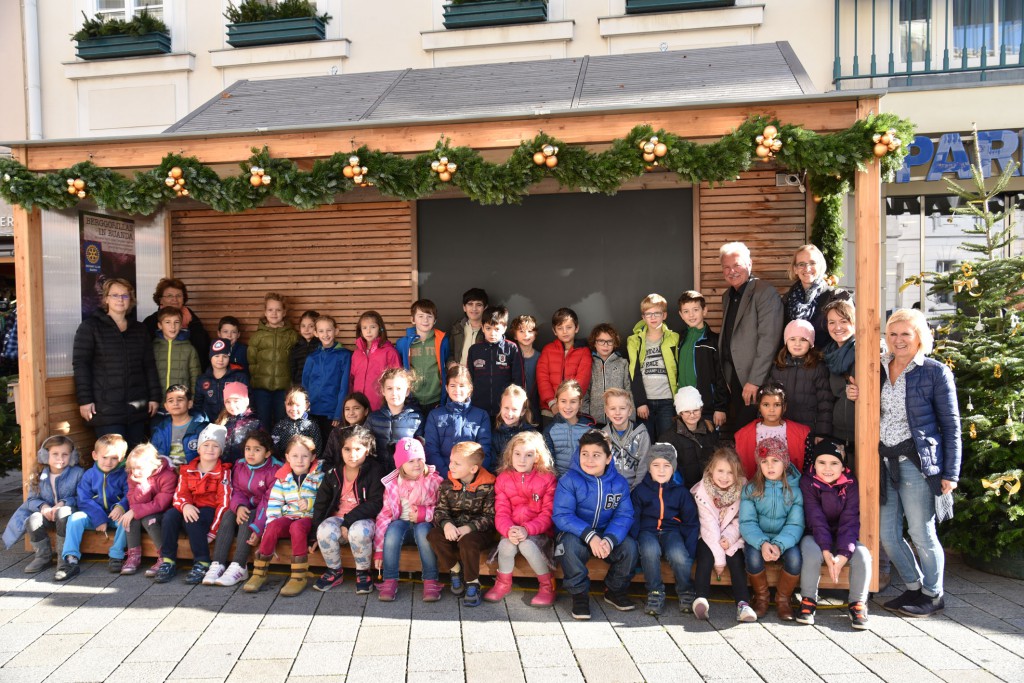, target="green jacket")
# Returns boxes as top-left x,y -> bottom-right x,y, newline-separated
626,321 -> 679,407
153,336 -> 201,393
247,322 -> 299,391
